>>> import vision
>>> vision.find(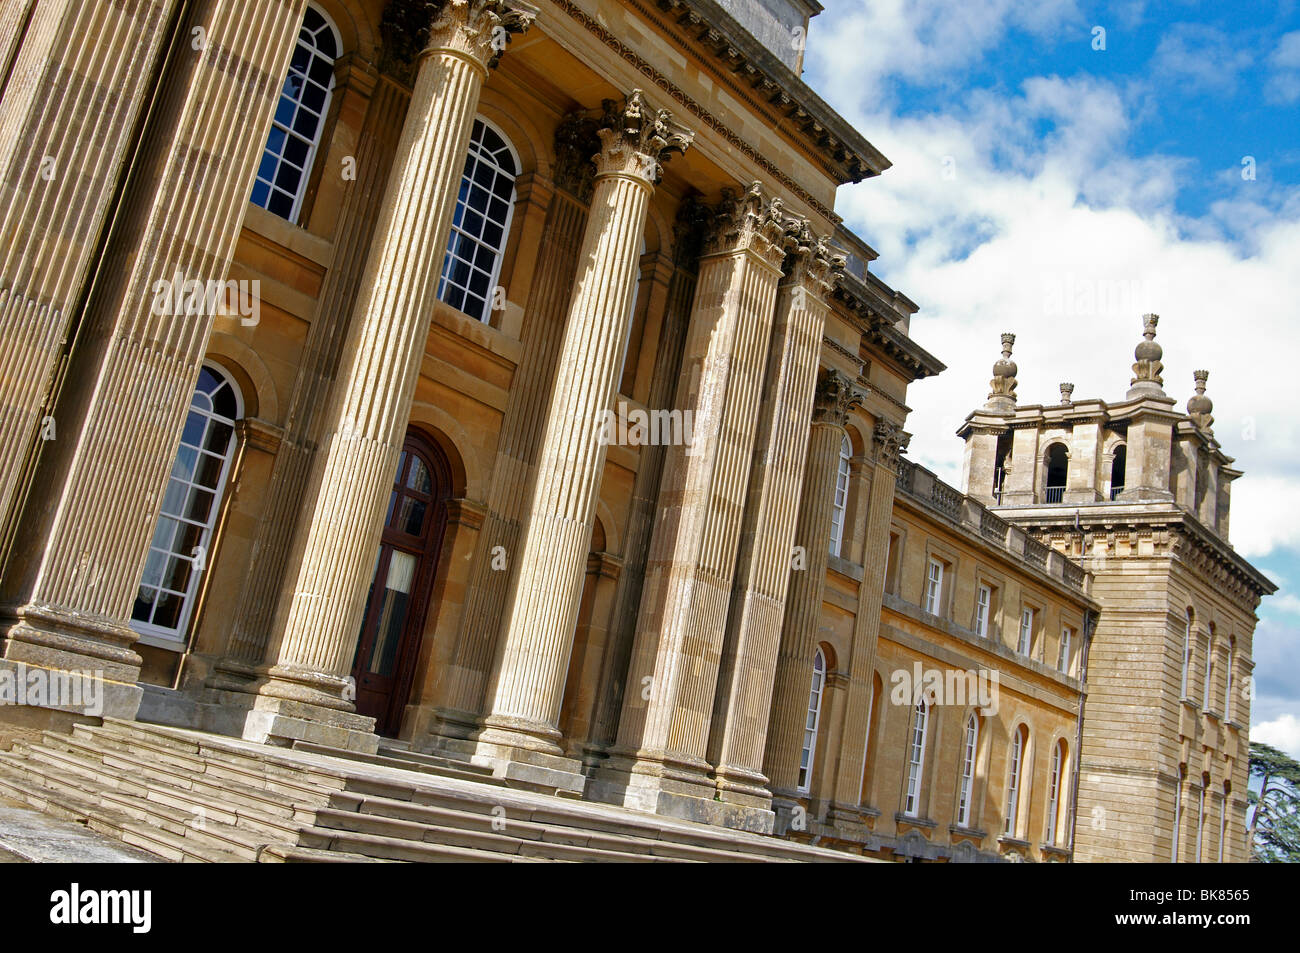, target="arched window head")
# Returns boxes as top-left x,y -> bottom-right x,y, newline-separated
1044,442 -> 1068,502
904,697 -> 929,817
828,433 -> 851,557
1004,724 -> 1027,836
1046,739 -> 1066,845
957,713 -> 979,827
1110,444 -> 1127,499
132,364 -> 242,642
797,648 -> 827,793
251,4 -> 340,223
437,117 -> 519,323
